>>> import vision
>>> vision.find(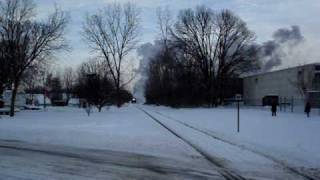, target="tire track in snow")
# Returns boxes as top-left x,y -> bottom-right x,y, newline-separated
152,109 -> 318,180
138,107 -> 247,180
0,141 -> 221,179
